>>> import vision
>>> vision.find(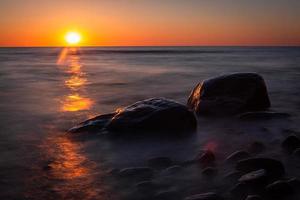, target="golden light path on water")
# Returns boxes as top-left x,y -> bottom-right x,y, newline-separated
57,47 -> 93,112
